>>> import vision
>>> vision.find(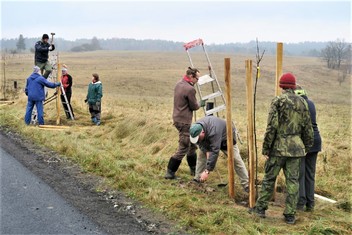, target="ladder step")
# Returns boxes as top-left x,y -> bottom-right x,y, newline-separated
202,91 -> 223,101
205,104 -> 226,116
198,74 -> 215,86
